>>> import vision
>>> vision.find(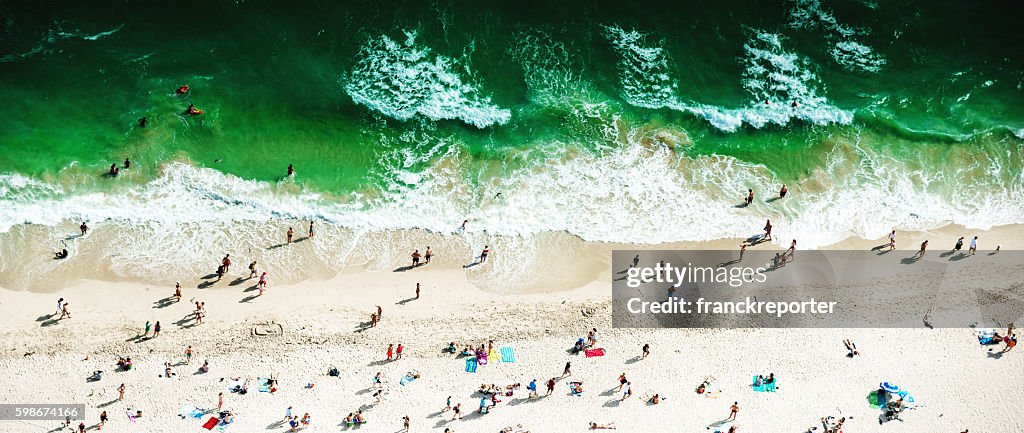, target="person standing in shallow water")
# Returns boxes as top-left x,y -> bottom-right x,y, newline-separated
745,189 -> 754,206
779,184 -> 787,198
308,221 -> 315,238
287,227 -> 293,244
